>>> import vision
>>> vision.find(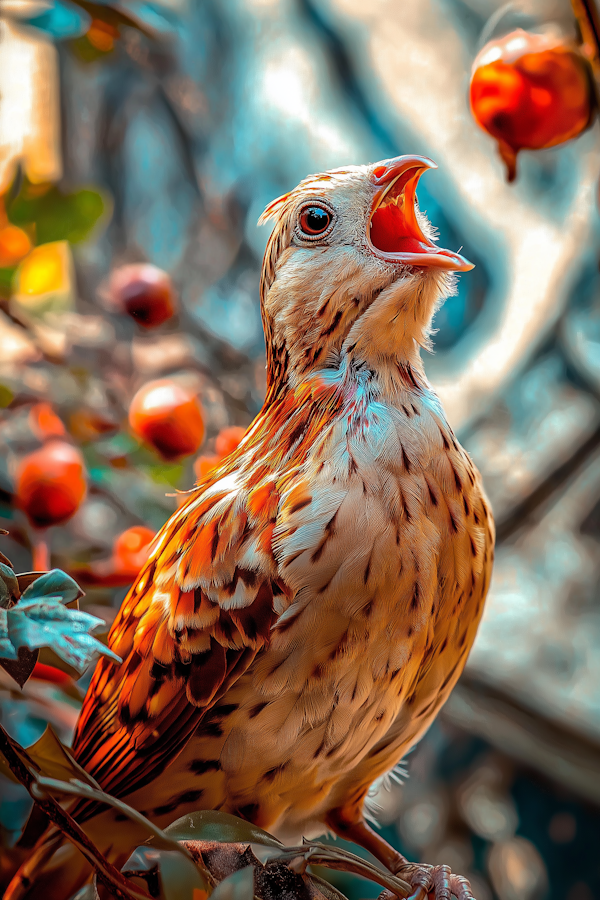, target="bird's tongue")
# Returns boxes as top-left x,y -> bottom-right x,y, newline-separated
369,169 -> 434,255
